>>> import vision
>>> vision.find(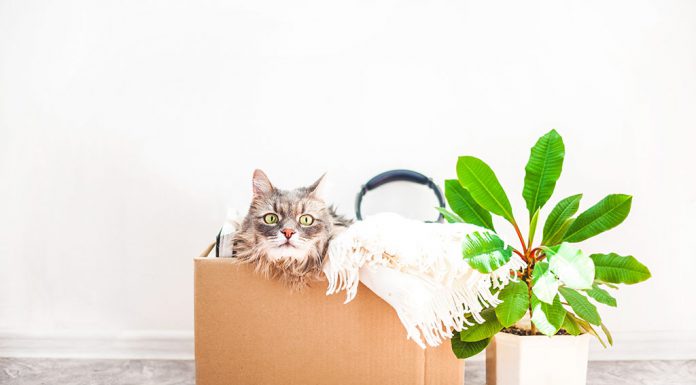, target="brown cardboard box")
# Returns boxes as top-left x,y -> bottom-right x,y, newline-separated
194,244 -> 464,385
